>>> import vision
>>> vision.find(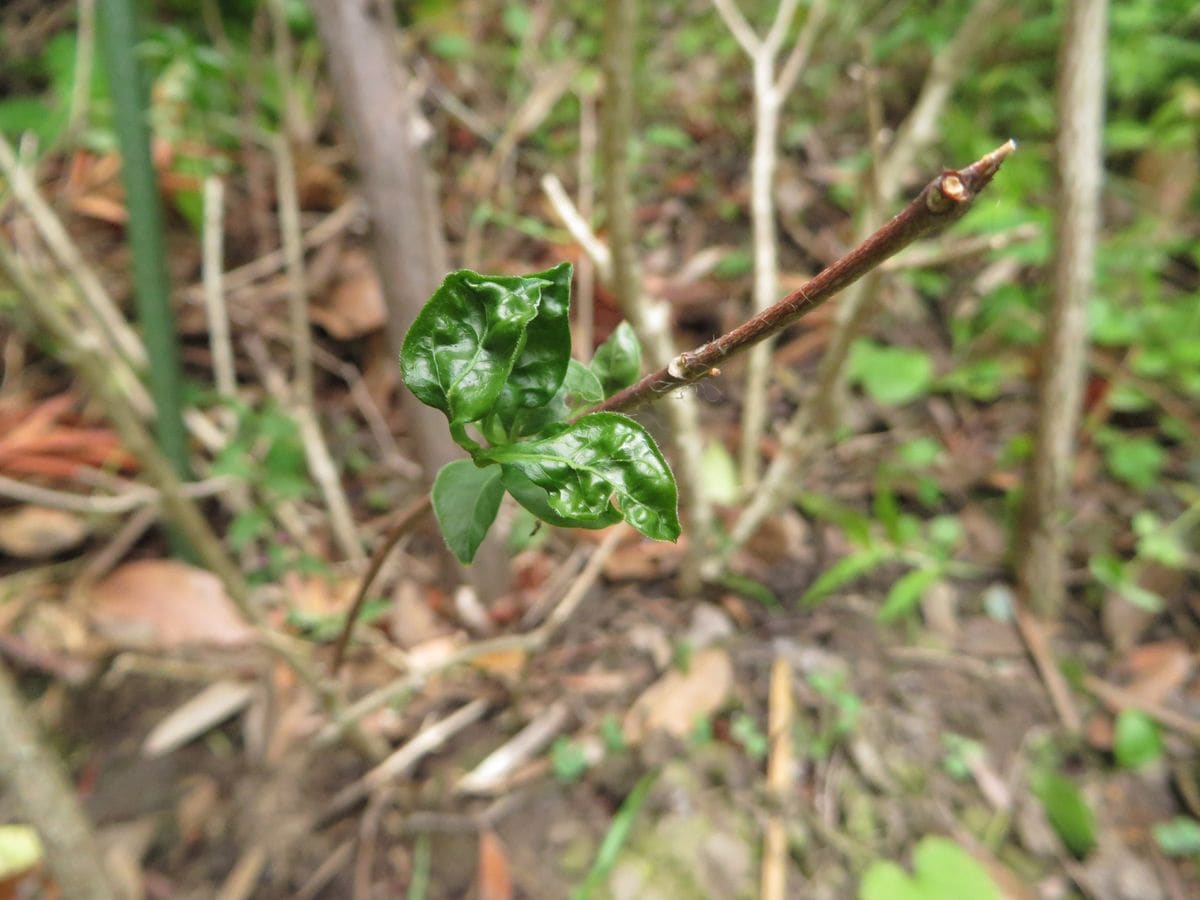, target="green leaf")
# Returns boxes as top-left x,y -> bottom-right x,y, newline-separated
1153,817 -> 1200,857
701,440 -> 740,505
483,413 -> 680,541
879,568 -> 941,623
1032,771 -> 1096,857
1103,436 -> 1166,490
801,548 -> 888,606
849,340 -> 934,406
400,268 -> 560,425
493,262 -> 574,422
859,837 -> 999,900
500,465 -> 622,530
497,358 -> 604,440
590,321 -> 642,397
431,459 -> 505,564
1113,709 -> 1163,769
